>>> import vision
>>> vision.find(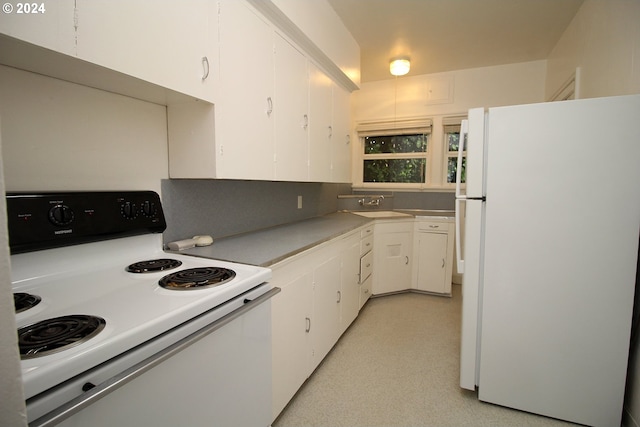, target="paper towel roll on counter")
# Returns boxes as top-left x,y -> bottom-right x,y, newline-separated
167,235 -> 214,251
